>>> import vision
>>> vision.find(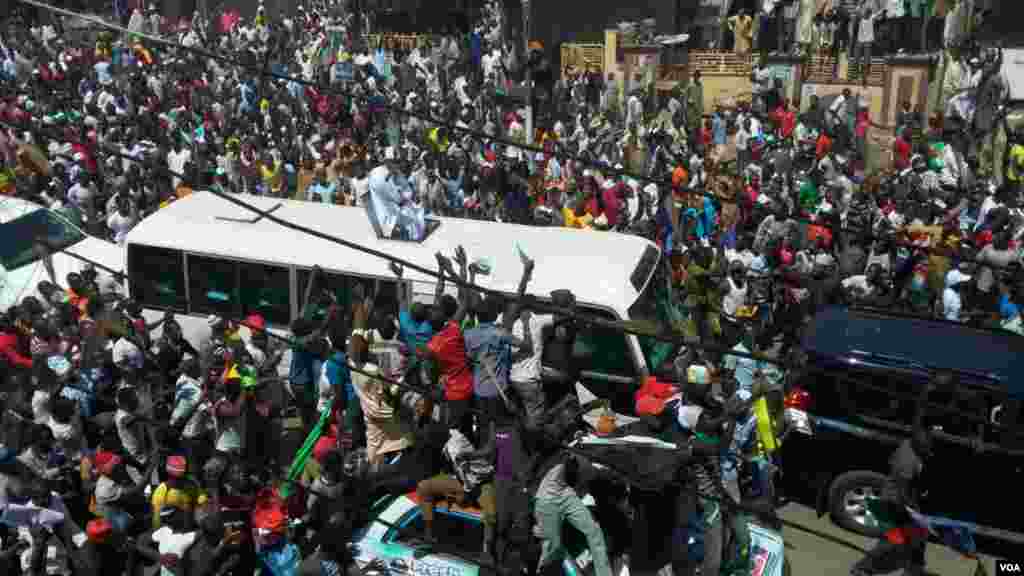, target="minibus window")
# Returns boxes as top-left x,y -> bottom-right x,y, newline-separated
238,262 -> 291,326
127,245 -> 186,312
297,270 -> 399,327
188,255 -> 238,317
298,269 -> 351,321
575,306 -> 636,379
